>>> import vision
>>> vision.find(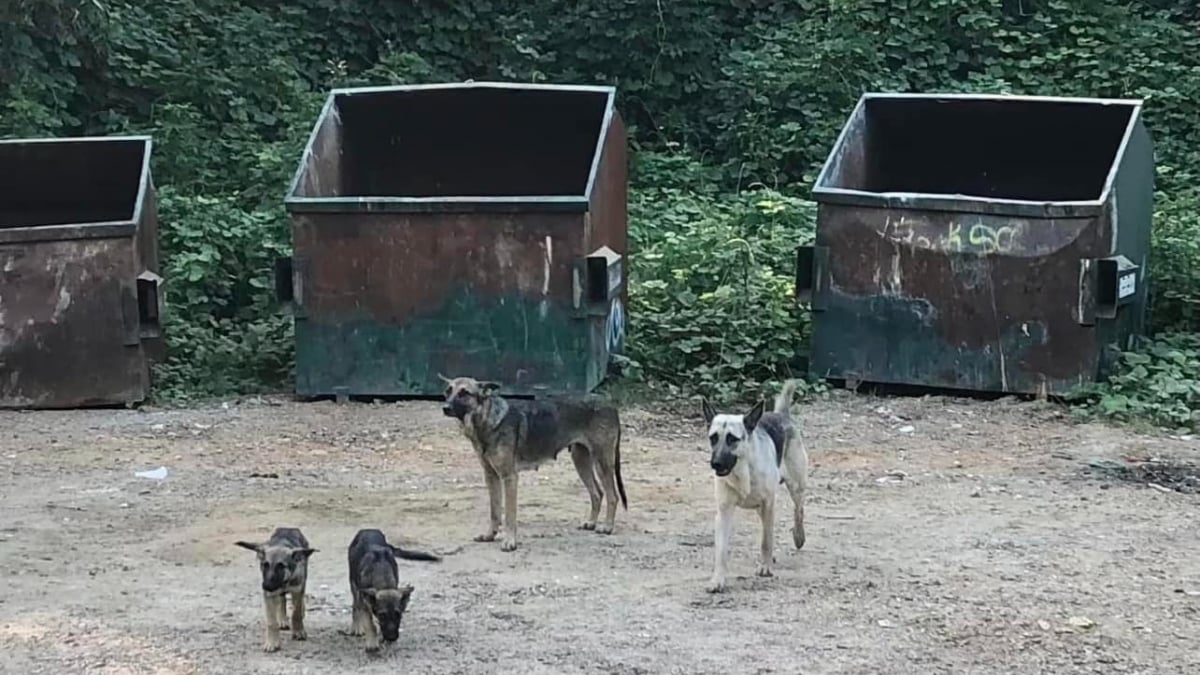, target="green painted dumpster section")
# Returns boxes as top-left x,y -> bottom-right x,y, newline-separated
281,83 -> 627,398
799,94 -> 1154,396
